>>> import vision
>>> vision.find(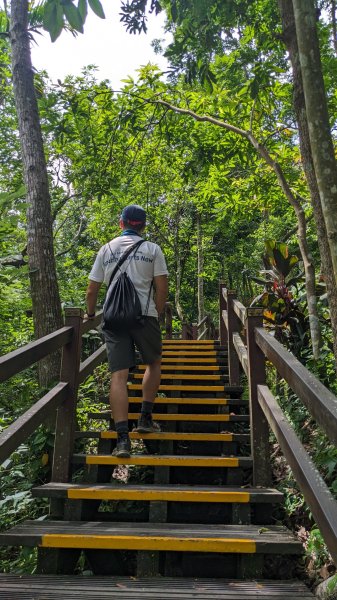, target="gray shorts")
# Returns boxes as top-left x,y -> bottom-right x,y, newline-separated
103,317 -> 162,373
